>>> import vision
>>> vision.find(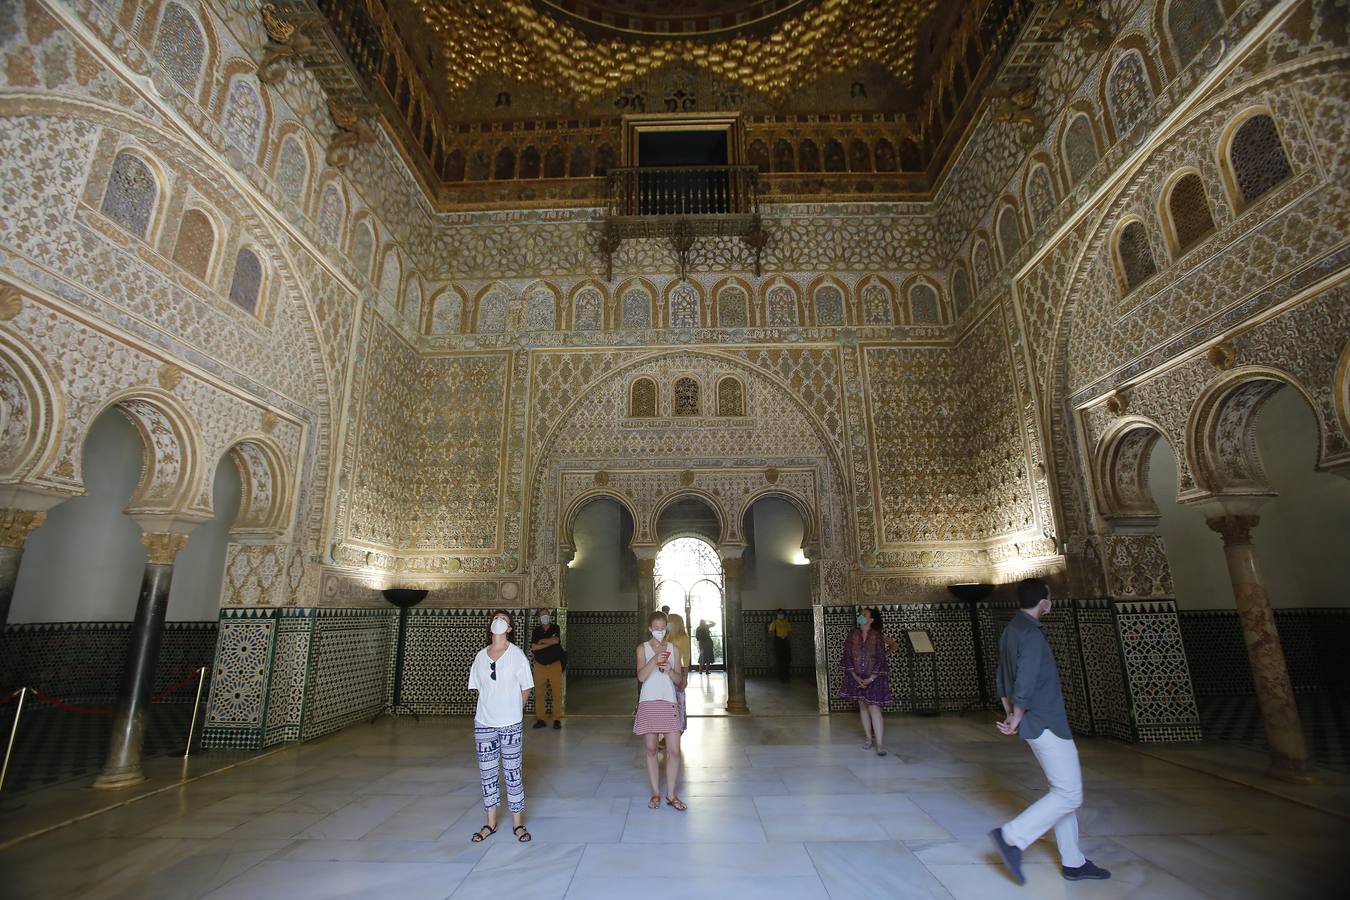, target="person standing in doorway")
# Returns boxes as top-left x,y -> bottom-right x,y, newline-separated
695,618 -> 715,676
768,608 -> 792,682
468,610 -> 534,843
530,607 -> 565,730
989,578 -> 1110,884
840,606 -> 890,756
634,610 -> 686,811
